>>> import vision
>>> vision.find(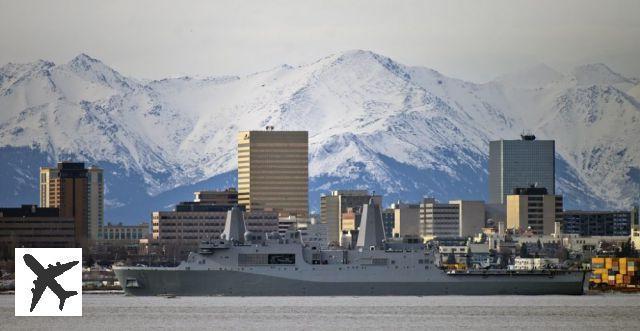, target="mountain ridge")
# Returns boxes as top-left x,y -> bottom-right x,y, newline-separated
1,50 -> 638,222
